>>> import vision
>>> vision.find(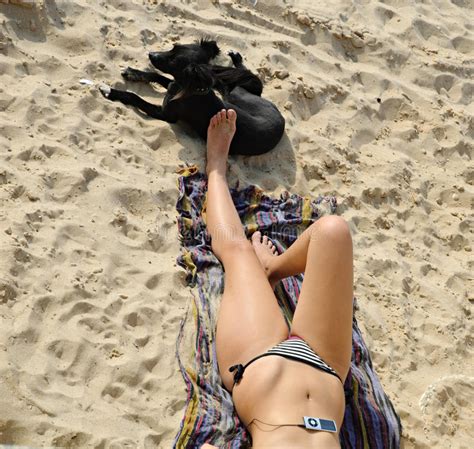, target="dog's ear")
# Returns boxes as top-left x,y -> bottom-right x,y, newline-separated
199,38 -> 220,58
171,63 -> 214,101
182,63 -> 215,88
